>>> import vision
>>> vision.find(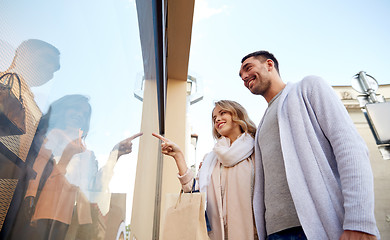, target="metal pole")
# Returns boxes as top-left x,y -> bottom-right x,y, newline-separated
358,71 -> 378,103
